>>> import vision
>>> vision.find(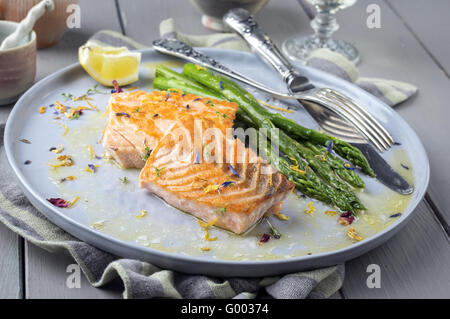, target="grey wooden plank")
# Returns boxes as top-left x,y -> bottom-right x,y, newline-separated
117,0 -> 210,43
13,0 -> 450,299
336,0 -> 450,227
36,0 -> 122,81
0,223 -> 22,299
25,242 -> 122,299
115,0 -> 450,299
387,0 -> 450,77
24,0 -> 123,299
118,0 -> 308,47
342,201 -> 450,298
